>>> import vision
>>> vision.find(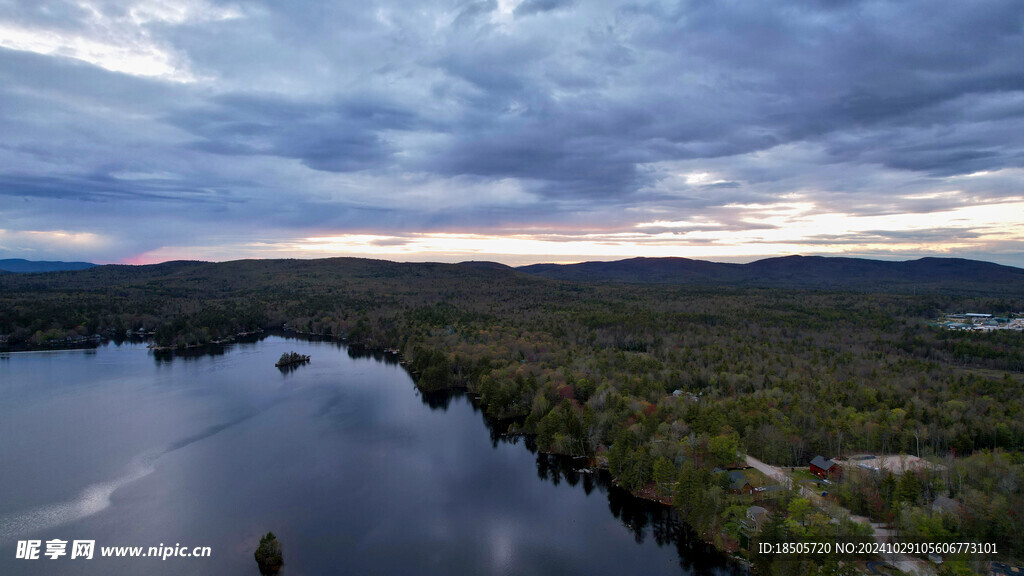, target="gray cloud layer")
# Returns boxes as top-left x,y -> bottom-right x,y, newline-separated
0,0 -> 1022,264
